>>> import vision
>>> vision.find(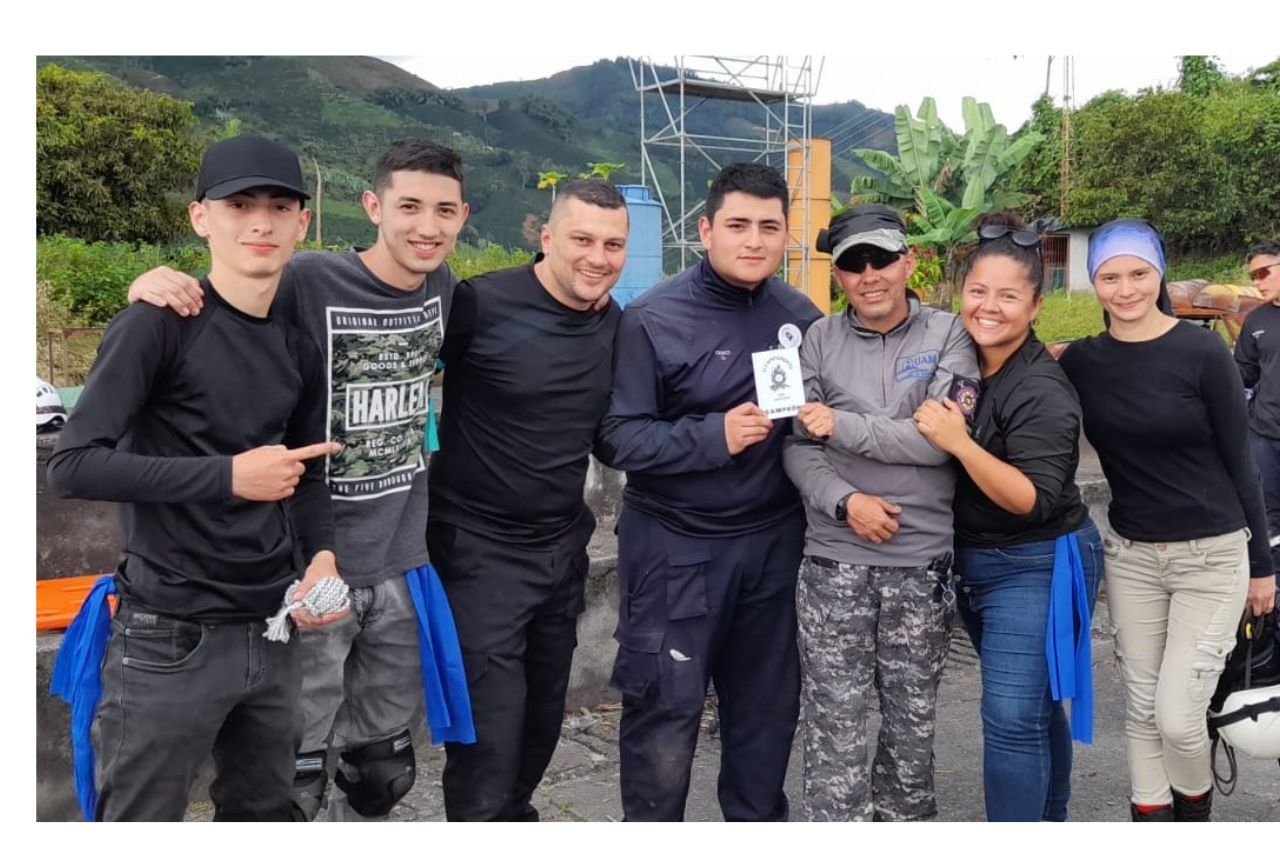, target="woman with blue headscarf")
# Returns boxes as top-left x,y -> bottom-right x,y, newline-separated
1058,219 -> 1275,821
